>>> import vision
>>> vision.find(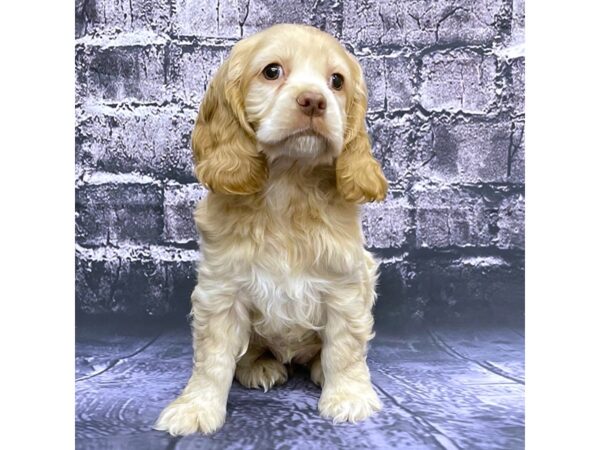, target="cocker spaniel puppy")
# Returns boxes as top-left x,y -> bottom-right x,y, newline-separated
155,23 -> 388,435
